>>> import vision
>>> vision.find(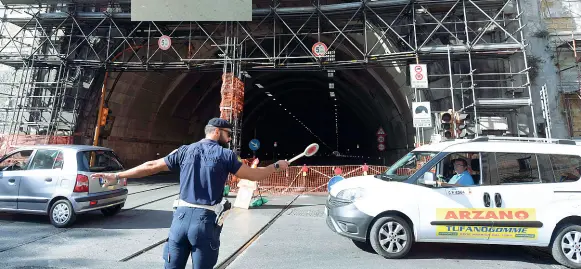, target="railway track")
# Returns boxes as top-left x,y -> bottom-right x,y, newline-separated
0,184 -> 179,254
